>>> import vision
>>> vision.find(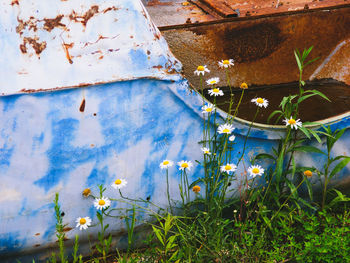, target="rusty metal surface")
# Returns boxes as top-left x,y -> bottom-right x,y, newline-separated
144,0 -> 218,27
161,5 -> 350,89
196,0 -> 350,17
0,0 -> 182,96
144,0 -> 350,27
